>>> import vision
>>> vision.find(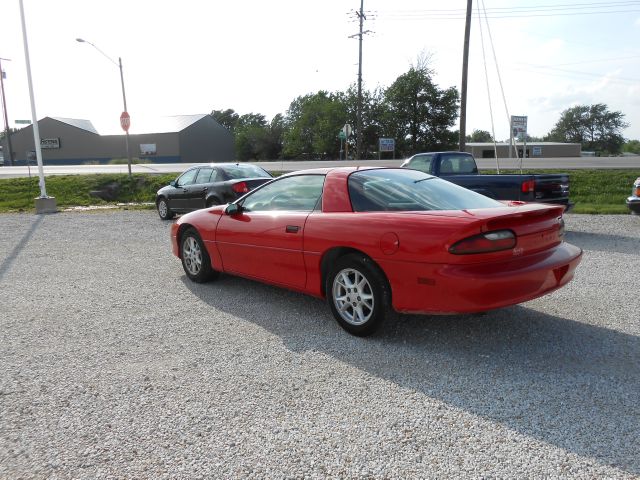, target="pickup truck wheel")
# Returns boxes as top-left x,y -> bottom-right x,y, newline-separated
326,254 -> 388,336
